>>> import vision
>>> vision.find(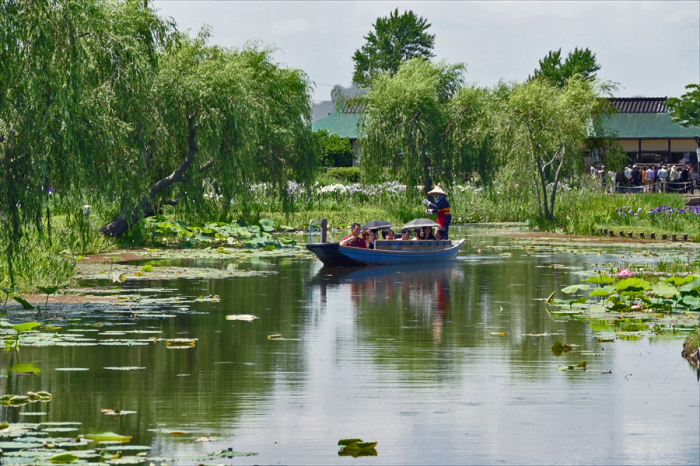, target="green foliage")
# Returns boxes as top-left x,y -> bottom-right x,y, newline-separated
1,2 -> 320,281
352,8 -> 435,88
326,167 -> 361,183
530,47 -> 601,88
666,84 -> 700,128
142,216 -> 291,248
0,0 -> 169,283
315,129 -> 354,167
492,77 -> 617,221
360,58 -> 466,195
